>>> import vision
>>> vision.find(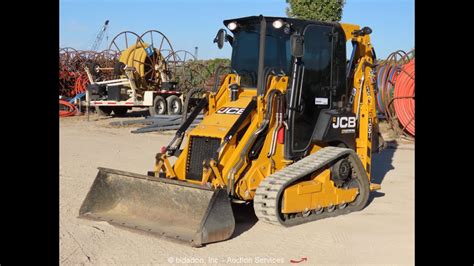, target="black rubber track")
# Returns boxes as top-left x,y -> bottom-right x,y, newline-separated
254,146 -> 370,226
